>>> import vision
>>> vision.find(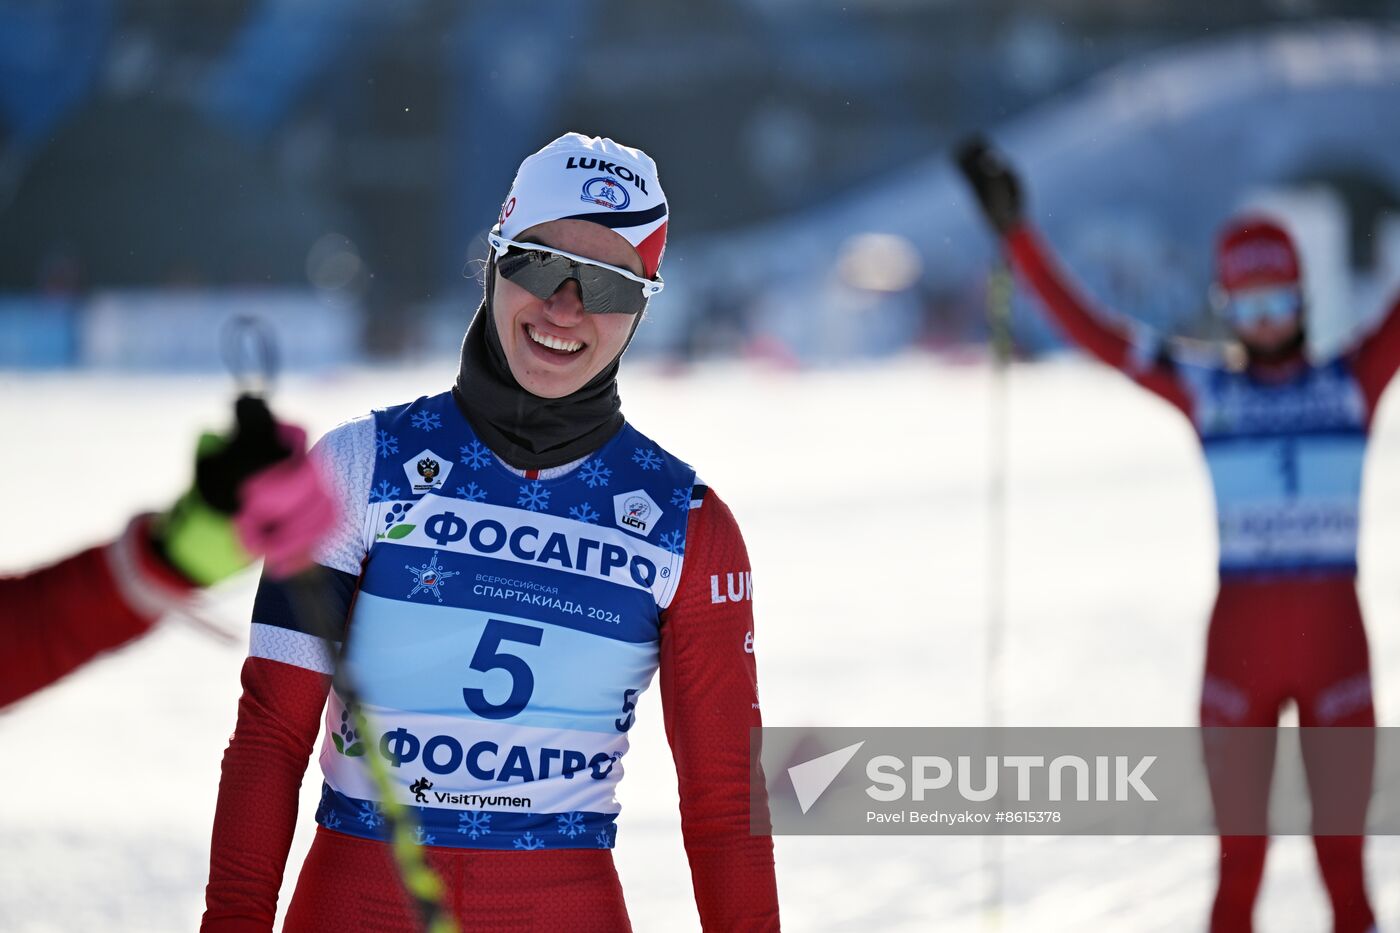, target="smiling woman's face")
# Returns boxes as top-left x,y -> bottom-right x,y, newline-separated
492,219 -> 645,399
